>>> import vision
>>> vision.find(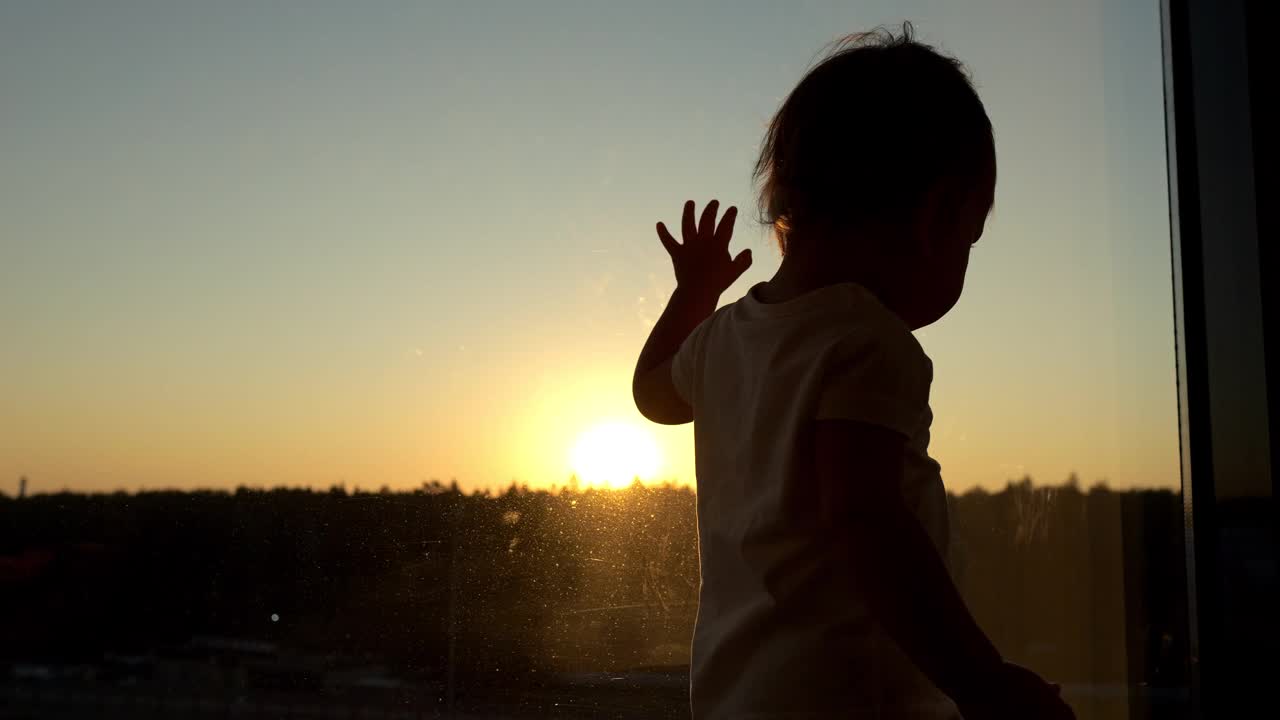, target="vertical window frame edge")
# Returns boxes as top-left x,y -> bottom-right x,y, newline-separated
1161,1 -> 1275,718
